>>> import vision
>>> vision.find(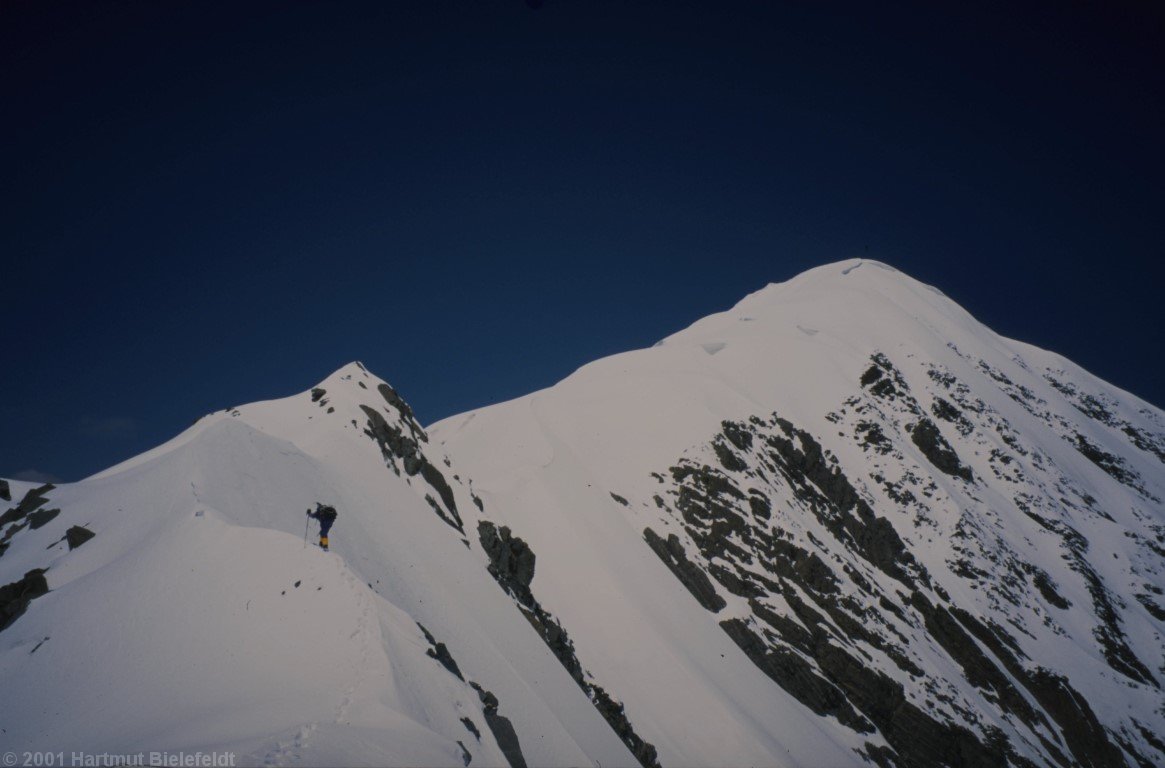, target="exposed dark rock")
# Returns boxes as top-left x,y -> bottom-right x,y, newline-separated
910,593 -> 1044,732
1035,538 -> 1161,686
609,492 -> 629,506
27,508 -> 60,530
720,617 -> 872,733
0,484 -> 54,526
813,636 -> 1013,768
642,528 -> 725,612
1032,570 -> 1071,610
460,716 -> 481,741
1073,433 -> 1149,496
861,743 -> 899,768
478,521 -> 536,606
792,551 -> 839,595
918,592 -> 1129,767
415,626 -> 526,767
750,599 -> 816,655
418,462 -> 462,531
469,681 -> 497,710
0,479 -> 8,501
361,404 -> 462,532
629,353 -> 1162,766
1020,668 -> 1127,768
713,439 -> 748,472
456,740 -> 471,767
482,708 -> 524,768
931,397 -> 974,435
670,463 -> 744,500
978,360 -> 1038,404
310,387 -> 326,403
360,405 -> 415,476
1132,719 -> 1165,759
479,525 -> 587,687
747,492 -> 771,520
478,520 -> 661,768
1,568 -> 49,632
856,420 -> 893,454
64,526 -> 94,550
861,353 -> 915,405
761,417 -> 919,586
1040,374 -> 1165,471
927,367 -> 959,389
670,464 -> 752,568
377,383 -> 426,440
722,420 -> 753,452
424,495 -> 462,533
469,682 -> 527,768
910,419 -> 973,482
1135,593 -> 1165,622
517,604 -> 586,685
417,622 -> 464,681
1121,424 -> 1165,465
591,684 -> 662,768
707,562 -> 764,597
